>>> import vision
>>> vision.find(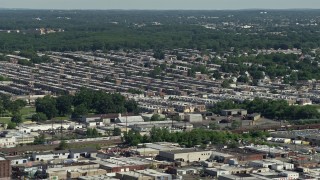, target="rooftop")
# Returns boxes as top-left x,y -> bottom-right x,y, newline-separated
70,147 -> 97,153
161,148 -> 211,154
78,175 -> 118,180
93,157 -> 152,168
